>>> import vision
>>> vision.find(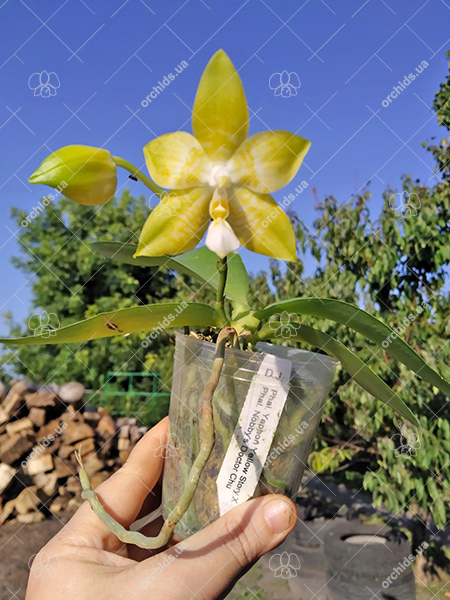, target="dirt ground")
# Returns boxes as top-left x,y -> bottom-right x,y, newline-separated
0,516 -> 448,600
0,516 -> 68,600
